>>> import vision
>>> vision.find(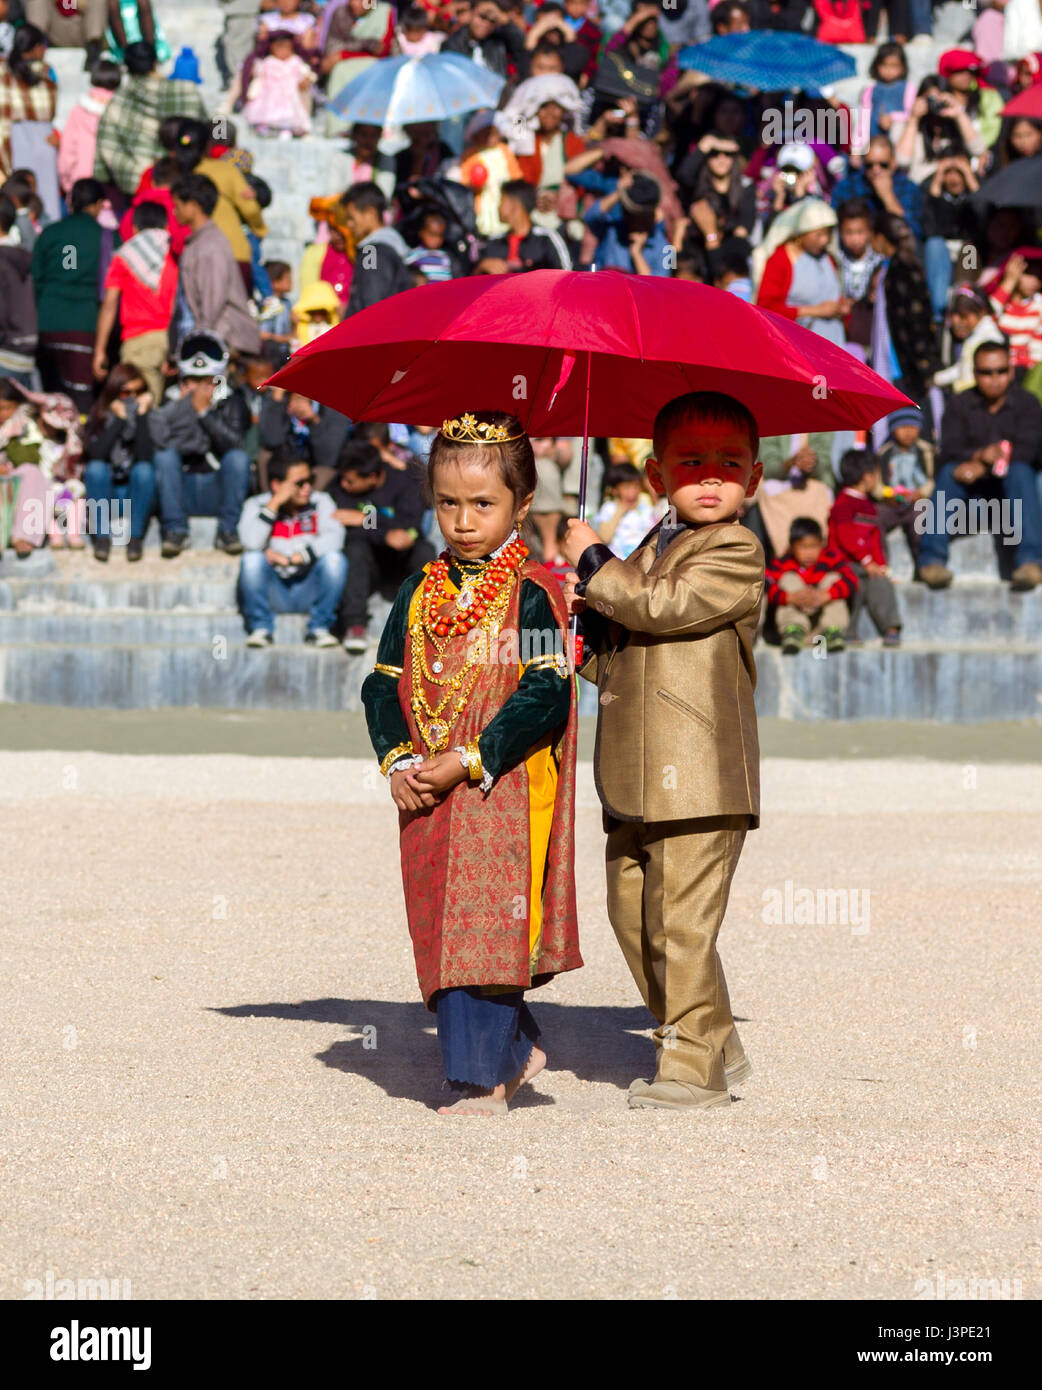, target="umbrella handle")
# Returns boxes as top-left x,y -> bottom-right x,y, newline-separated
568,351 -> 592,671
